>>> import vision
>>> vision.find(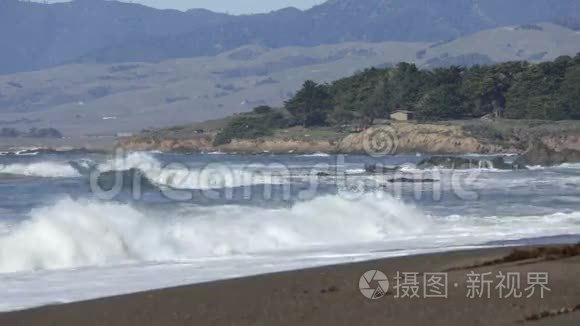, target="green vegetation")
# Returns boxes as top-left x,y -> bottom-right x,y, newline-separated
287,54 -> 580,124
285,80 -> 333,127
214,54 -> 580,144
213,107 -> 290,146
